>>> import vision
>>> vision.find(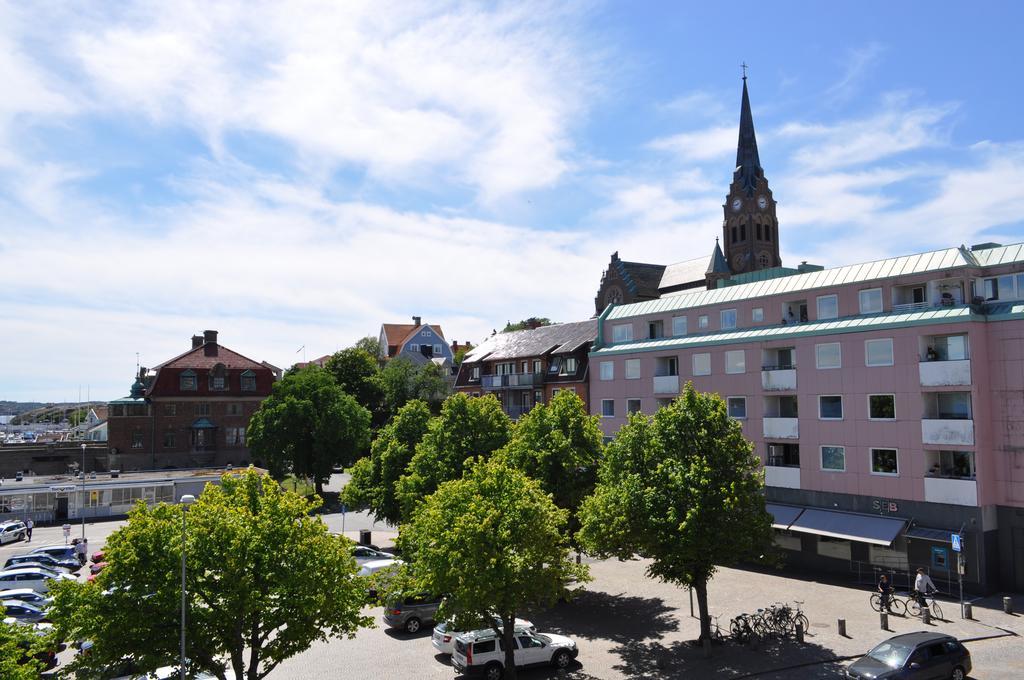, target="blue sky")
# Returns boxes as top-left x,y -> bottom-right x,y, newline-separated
1,1 -> 1023,402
